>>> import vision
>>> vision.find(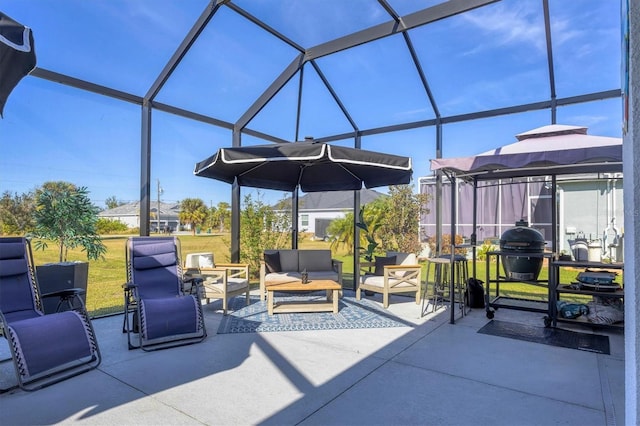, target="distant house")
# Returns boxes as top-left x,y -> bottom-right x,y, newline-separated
278,189 -> 386,239
99,201 -> 181,231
